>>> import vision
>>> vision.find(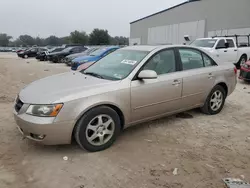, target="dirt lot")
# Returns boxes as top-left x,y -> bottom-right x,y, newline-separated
0,53 -> 250,188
